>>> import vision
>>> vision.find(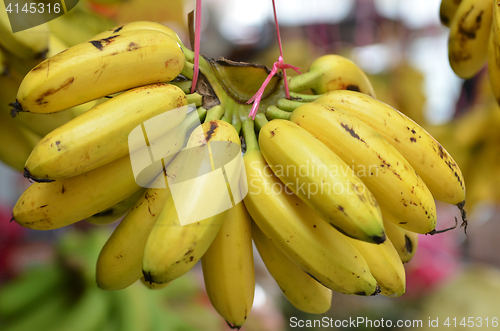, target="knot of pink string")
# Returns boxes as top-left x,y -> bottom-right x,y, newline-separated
246,56 -> 301,120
